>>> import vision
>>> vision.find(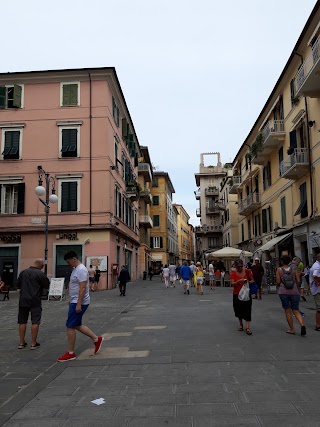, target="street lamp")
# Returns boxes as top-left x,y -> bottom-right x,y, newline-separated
35,165 -> 58,276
